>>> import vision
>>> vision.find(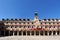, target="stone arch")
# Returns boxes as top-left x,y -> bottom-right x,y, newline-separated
0,21 -> 5,36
